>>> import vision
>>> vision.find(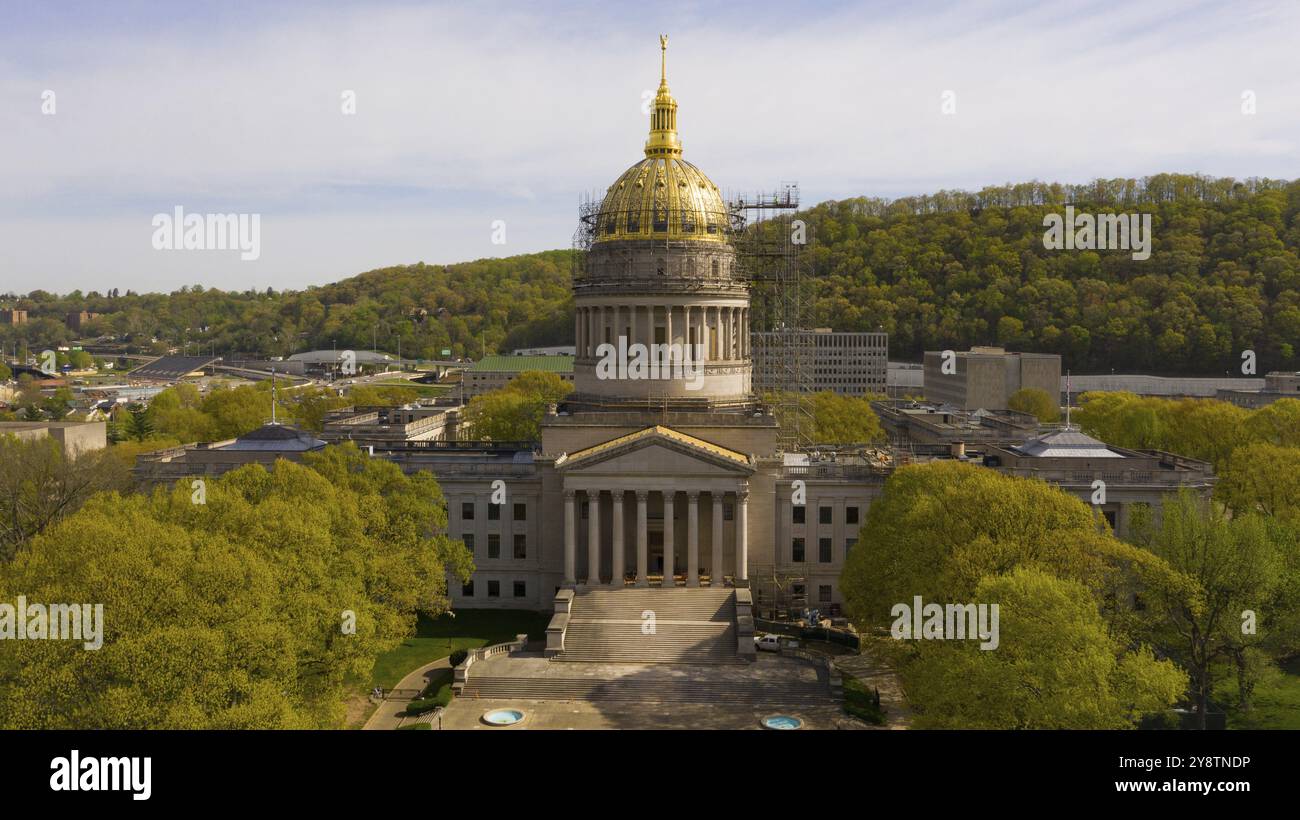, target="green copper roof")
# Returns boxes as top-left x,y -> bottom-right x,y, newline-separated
468,355 -> 574,374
